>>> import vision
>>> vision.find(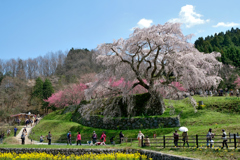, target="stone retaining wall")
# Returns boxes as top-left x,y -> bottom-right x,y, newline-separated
0,148 -> 198,160
77,116 -> 180,130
